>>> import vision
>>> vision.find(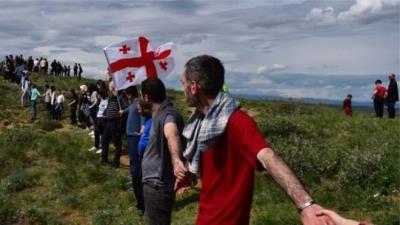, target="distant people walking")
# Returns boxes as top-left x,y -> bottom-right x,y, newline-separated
44,84 -> 52,119
78,85 -> 91,128
21,74 -> 30,107
372,80 -> 386,118
342,94 -> 352,117
69,89 -> 78,125
55,91 -> 65,120
50,86 -> 57,119
78,64 -> 83,80
386,73 -> 399,118
30,83 -> 41,121
73,63 -> 78,78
